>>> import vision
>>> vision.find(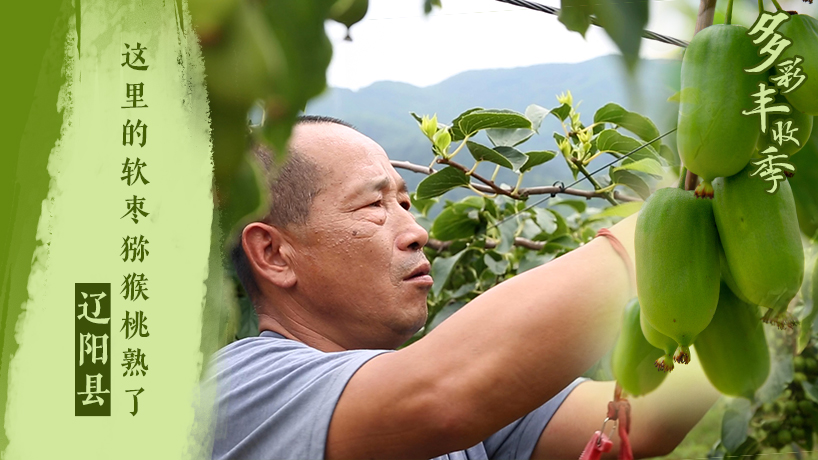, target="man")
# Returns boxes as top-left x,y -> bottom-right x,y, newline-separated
204,115 -> 720,460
